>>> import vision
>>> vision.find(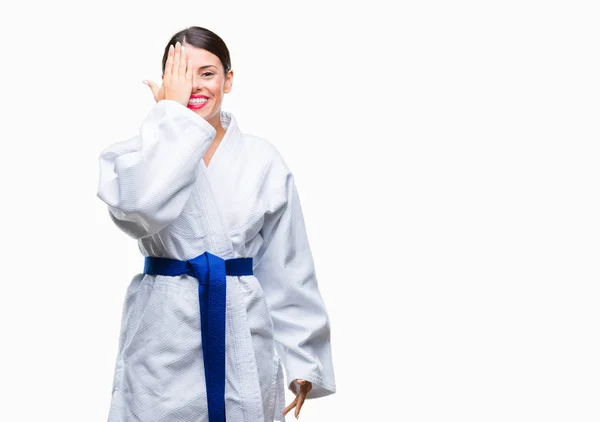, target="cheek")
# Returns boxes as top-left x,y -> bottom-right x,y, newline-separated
208,84 -> 225,97
213,79 -> 227,92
